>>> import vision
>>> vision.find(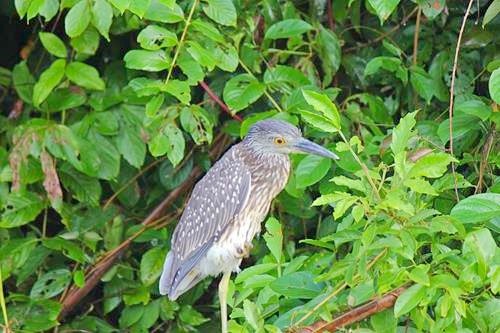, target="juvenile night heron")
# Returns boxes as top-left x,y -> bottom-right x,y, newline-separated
159,119 -> 338,332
